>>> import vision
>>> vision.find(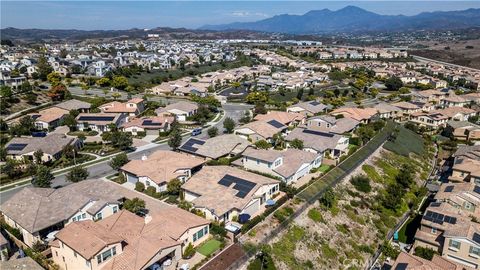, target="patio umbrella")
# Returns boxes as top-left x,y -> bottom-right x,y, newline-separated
238,213 -> 251,224
265,199 -> 276,206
